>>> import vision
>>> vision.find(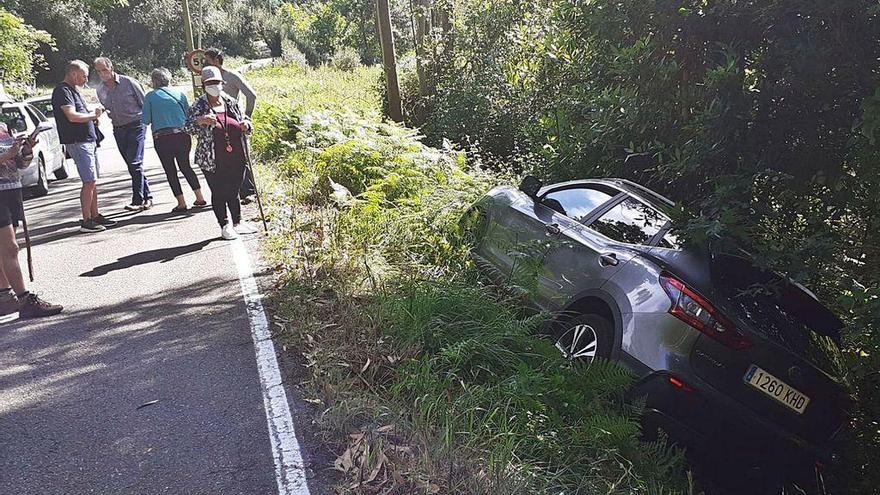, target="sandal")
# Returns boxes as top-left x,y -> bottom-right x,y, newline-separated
193,200 -> 208,208
171,205 -> 188,213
